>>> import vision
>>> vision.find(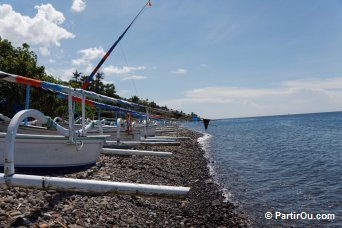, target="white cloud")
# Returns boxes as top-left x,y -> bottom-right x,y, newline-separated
72,59 -> 88,66
39,46 -> 50,56
102,79 -> 116,85
280,77 -> 342,90
71,47 -> 147,76
103,65 -> 146,75
121,75 -> 147,81
117,89 -> 133,97
71,0 -> 86,13
46,67 -> 76,81
71,47 -> 106,74
0,4 -> 75,55
72,47 -> 105,66
174,68 -> 187,74
78,47 -> 104,60
161,77 -> 342,119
